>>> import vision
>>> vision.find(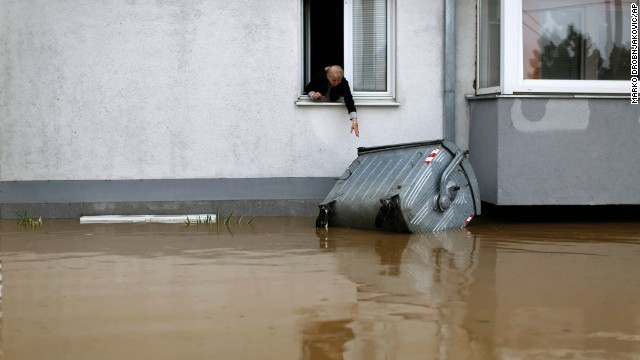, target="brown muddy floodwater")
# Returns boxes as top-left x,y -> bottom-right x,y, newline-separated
0,214 -> 639,360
